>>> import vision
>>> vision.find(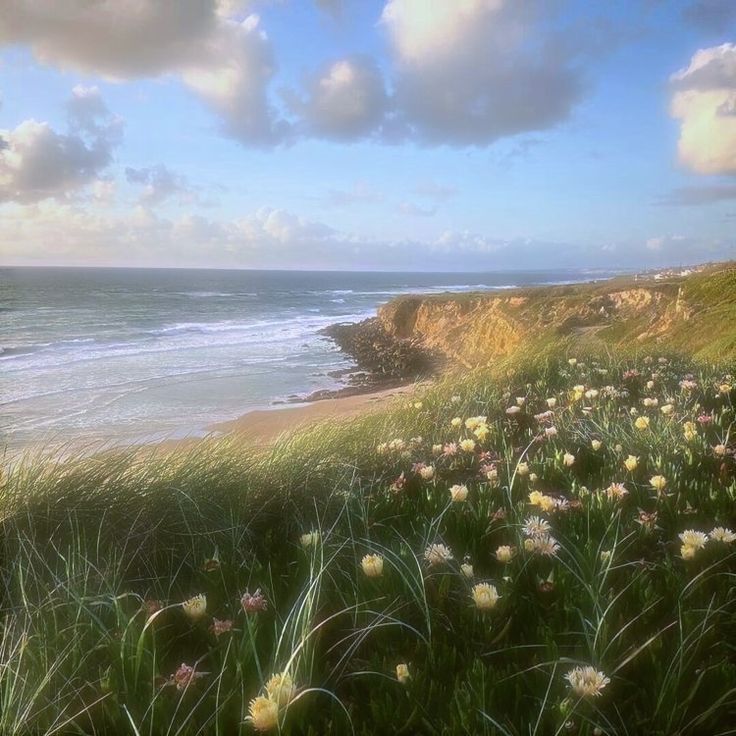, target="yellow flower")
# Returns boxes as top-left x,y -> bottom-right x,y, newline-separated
517,461 -> 530,477
679,530 -> 708,549
634,416 -> 650,430
265,672 -> 295,708
474,424 -> 489,441
680,544 -> 697,560
649,475 -> 667,494
564,666 -> 610,698
568,358 -> 577,366
495,545 -> 515,563
719,383 -> 732,394
528,490 -> 544,506
683,421 -> 697,442
714,444 -> 727,457
471,582 -> 500,611
248,696 -> 279,732
396,663 -> 410,684
624,455 -> 639,472
460,439 -> 476,453
361,554 -> 384,578
451,417 -> 462,428
182,594 -> 207,622
450,484 -> 469,502
660,404 -> 674,416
